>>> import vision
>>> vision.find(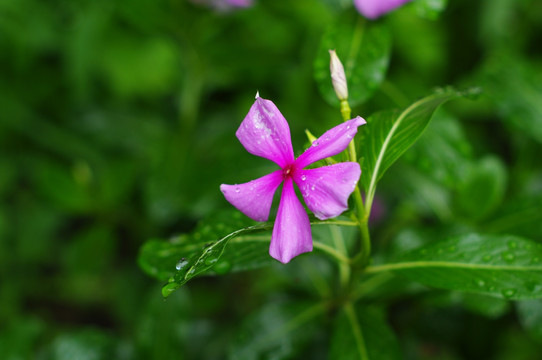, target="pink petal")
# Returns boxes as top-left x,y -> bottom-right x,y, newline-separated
270,178 -> 312,263
236,97 -> 295,168
295,117 -> 366,169
294,162 -> 361,220
354,0 -> 411,19
220,170 -> 283,222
